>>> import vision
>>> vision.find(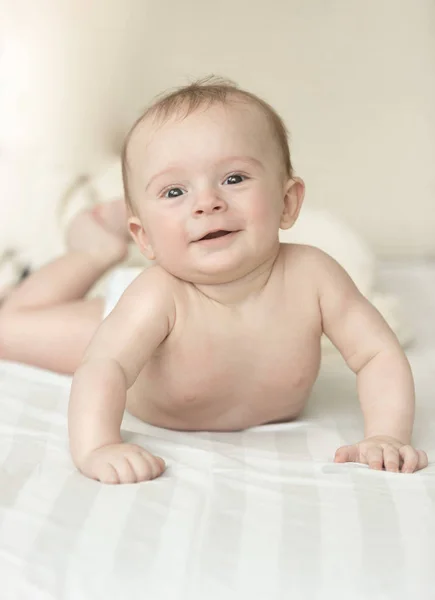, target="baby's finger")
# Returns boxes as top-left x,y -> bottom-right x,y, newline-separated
111,456 -> 138,484
125,452 -> 155,482
95,463 -> 120,485
366,446 -> 384,470
382,446 -> 400,473
399,445 -> 419,473
334,445 -> 359,464
141,452 -> 166,480
416,449 -> 429,471
156,456 -> 166,473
